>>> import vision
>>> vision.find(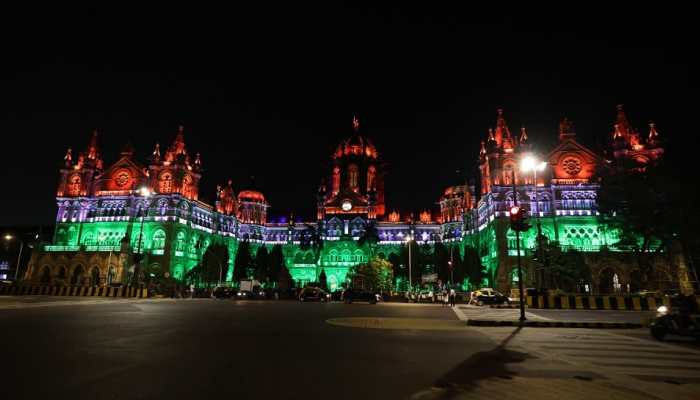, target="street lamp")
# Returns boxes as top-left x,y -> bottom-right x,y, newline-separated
521,155 -> 548,289
3,234 -> 24,280
405,234 -> 414,291
133,186 -> 152,286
